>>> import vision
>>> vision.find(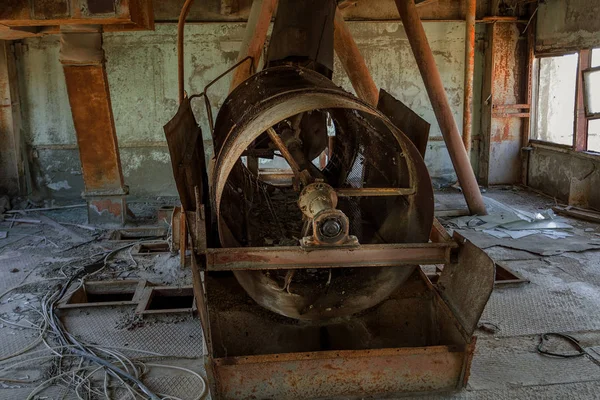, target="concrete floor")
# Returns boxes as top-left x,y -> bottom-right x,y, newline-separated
1,188 -> 600,399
